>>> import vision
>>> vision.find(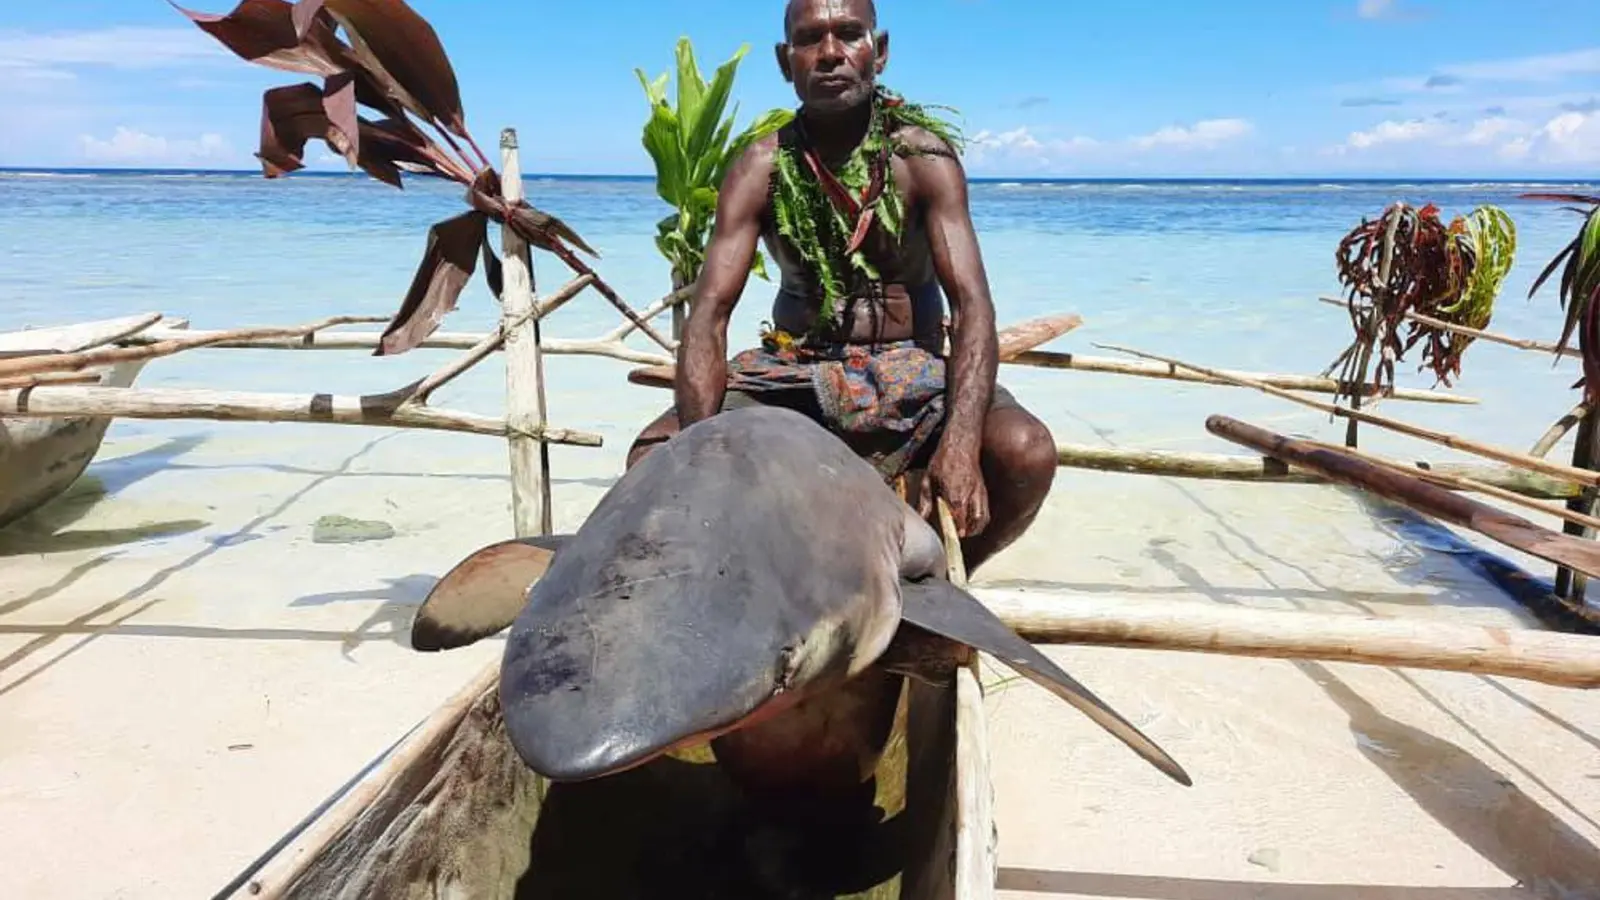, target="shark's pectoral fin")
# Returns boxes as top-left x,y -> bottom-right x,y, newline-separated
410,535 -> 572,652
898,577 -> 1192,787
